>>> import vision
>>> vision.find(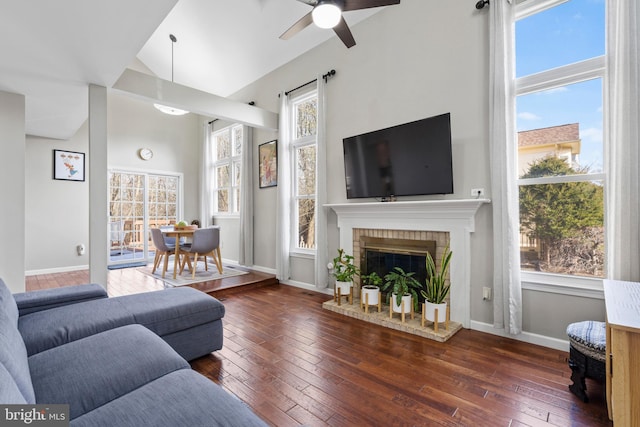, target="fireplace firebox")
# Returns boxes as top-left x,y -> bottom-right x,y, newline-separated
360,236 -> 436,300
